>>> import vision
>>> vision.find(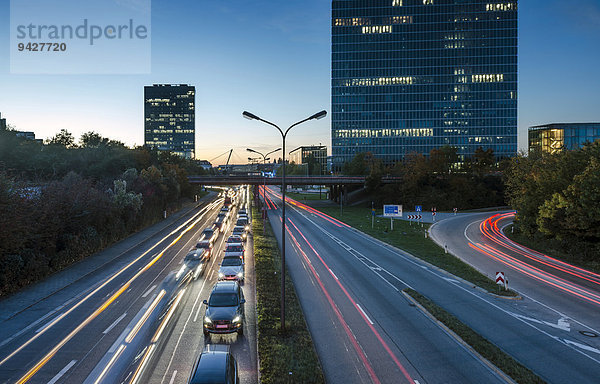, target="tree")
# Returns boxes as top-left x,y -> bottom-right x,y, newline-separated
429,146 -> 458,175
342,152 -> 369,175
538,156 -> 600,242
47,129 -> 76,148
465,147 -> 496,177
80,131 -> 108,148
